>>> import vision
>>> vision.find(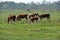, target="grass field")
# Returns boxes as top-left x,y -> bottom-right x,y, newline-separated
0,10 -> 60,40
